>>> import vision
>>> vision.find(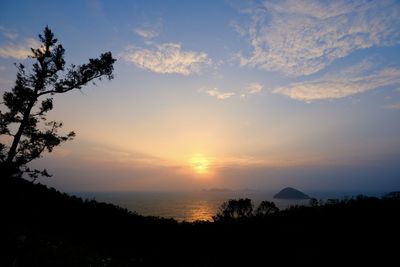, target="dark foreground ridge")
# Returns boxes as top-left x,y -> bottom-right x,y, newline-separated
2,177 -> 400,266
273,187 -> 310,199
